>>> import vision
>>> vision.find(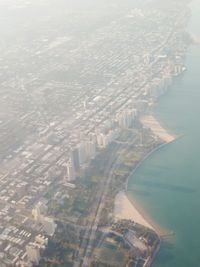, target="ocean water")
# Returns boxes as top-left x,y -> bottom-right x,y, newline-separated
128,1 -> 200,266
